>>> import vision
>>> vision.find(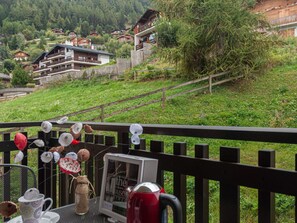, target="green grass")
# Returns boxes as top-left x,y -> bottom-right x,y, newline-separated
1,63 -> 297,222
